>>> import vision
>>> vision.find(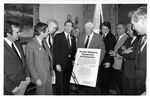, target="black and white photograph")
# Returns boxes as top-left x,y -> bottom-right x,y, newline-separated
1,0 -> 148,97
